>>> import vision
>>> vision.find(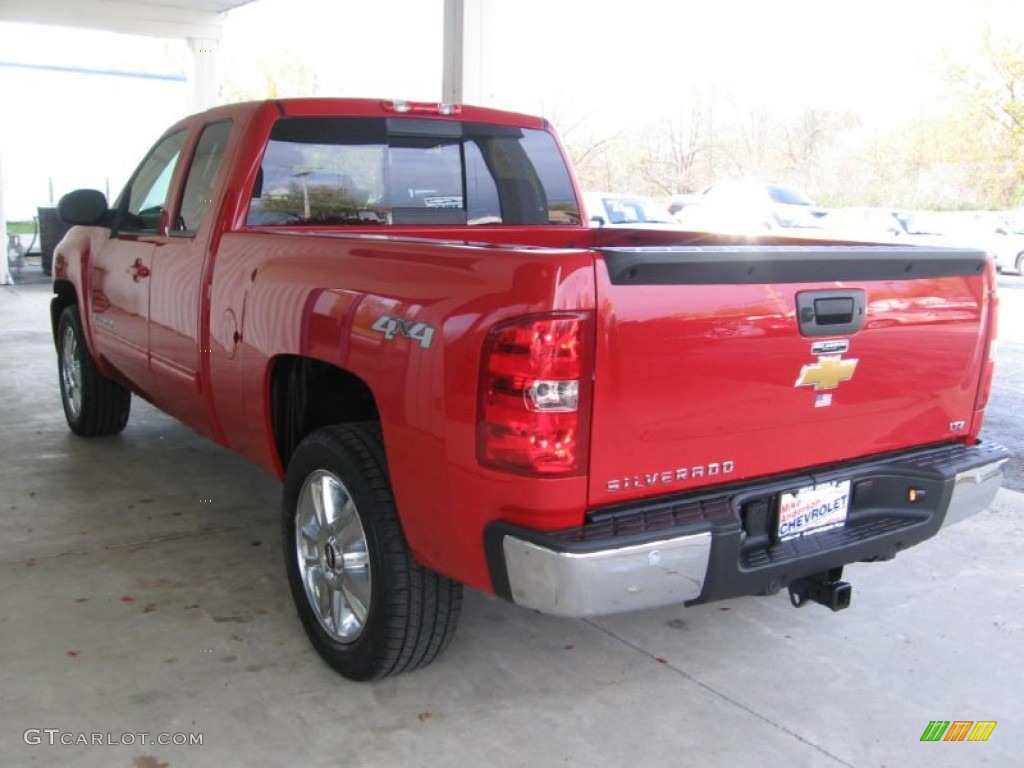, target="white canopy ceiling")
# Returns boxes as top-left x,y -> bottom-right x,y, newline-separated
0,0 -> 254,39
